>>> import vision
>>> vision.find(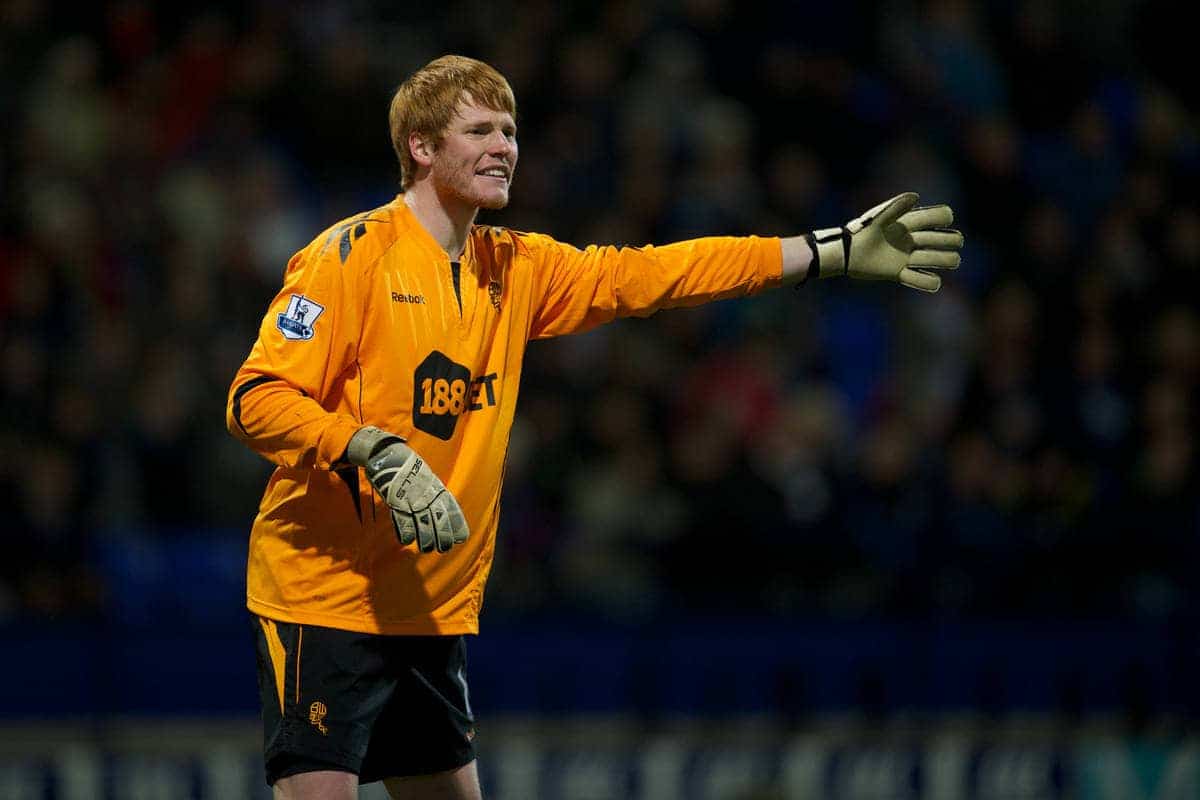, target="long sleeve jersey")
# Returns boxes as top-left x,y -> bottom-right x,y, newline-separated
226,195 -> 782,635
